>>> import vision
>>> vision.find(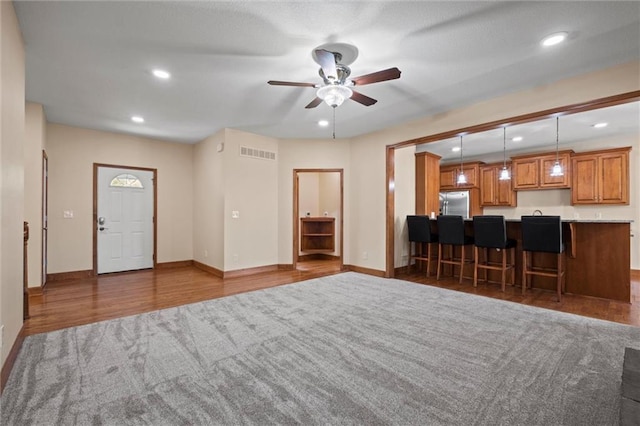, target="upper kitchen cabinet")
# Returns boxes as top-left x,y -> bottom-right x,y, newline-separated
480,163 -> 517,206
571,147 -> 631,205
415,151 -> 441,215
440,162 -> 483,189
511,150 -> 573,190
